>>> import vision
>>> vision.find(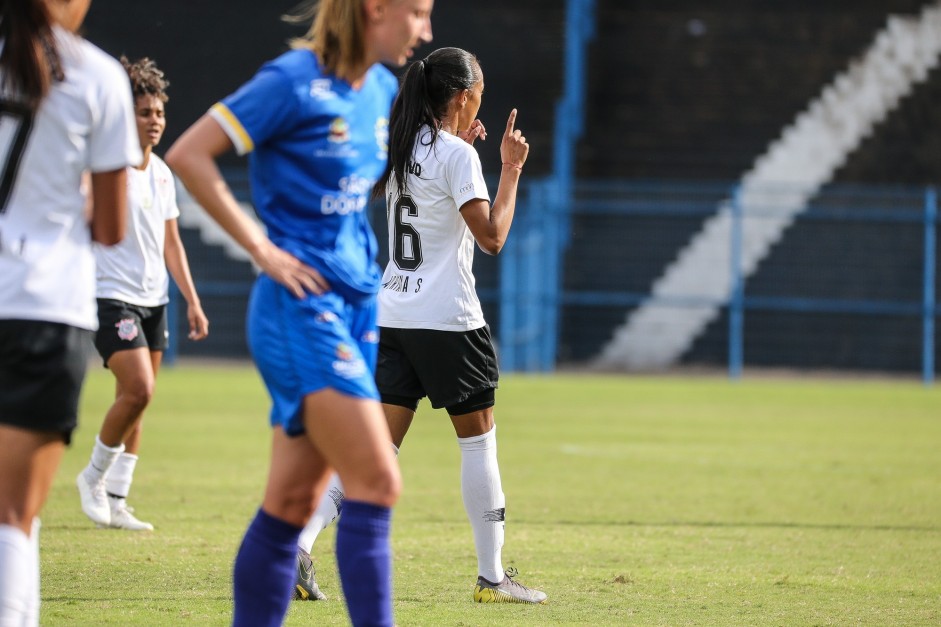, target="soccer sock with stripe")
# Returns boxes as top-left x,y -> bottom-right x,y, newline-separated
105,452 -> 138,499
298,473 -> 344,553
458,425 -> 506,584
335,500 -> 393,627
232,508 -> 301,627
298,444 -> 398,555
83,435 -> 125,484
